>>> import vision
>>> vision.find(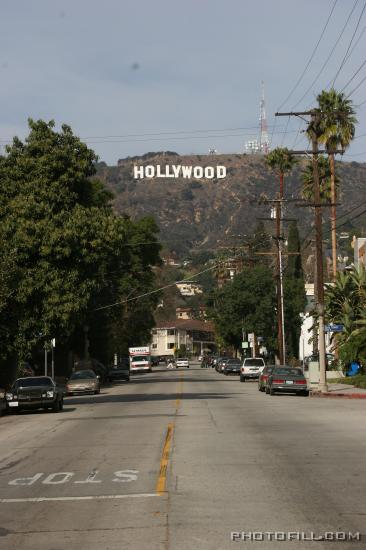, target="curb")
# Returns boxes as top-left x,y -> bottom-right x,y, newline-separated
311,391 -> 366,399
